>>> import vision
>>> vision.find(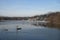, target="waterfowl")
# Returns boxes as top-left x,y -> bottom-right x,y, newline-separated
17,28 -> 22,30
4,29 -> 8,31
16,25 -> 22,30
